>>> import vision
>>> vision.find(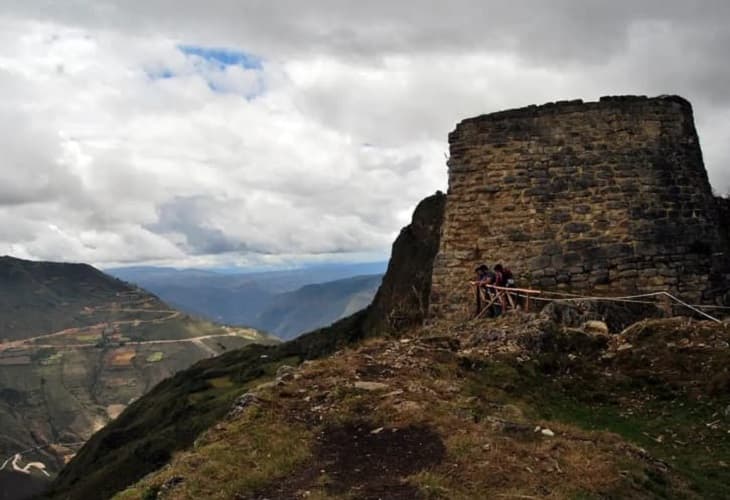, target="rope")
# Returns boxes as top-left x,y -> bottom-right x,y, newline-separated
660,291 -> 722,323
471,283 -> 725,324
691,304 -> 730,310
512,293 -> 659,306
537,288 -> 730,311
